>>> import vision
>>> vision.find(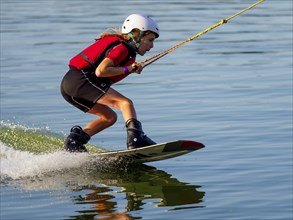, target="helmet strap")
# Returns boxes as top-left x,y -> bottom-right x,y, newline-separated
128,31 -> 143,51
136,31 -> 143,45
